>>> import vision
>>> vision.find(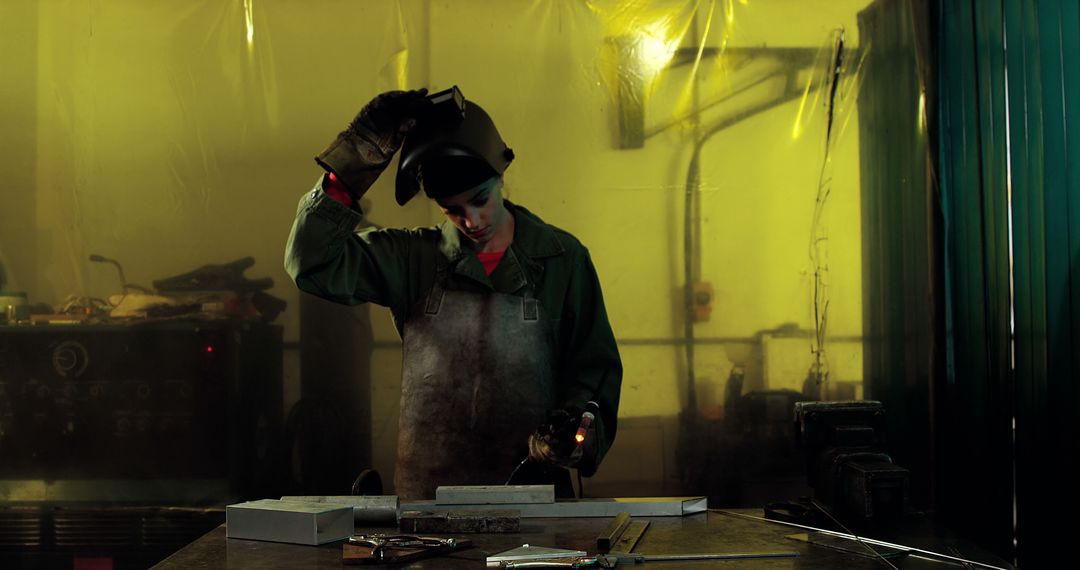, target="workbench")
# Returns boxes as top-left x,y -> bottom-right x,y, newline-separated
152,509 -> 1015,569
